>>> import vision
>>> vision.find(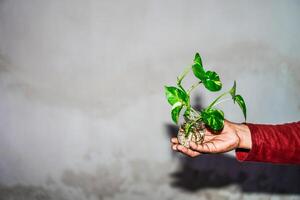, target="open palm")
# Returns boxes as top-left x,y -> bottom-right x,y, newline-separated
171,120 -> 241,157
